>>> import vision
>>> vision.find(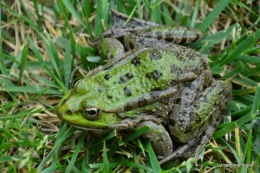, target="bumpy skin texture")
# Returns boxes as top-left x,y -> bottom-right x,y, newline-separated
57,10 -> 231,159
